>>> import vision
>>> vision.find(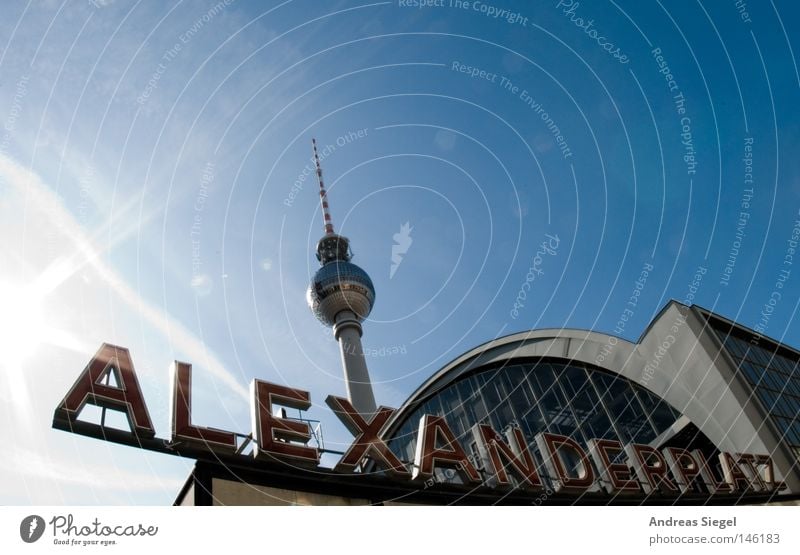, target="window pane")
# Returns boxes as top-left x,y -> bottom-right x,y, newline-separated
382,359 -> 714,486
757,389 -> 776,413
740,361 -> 761,385
724,335 -> 745,358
